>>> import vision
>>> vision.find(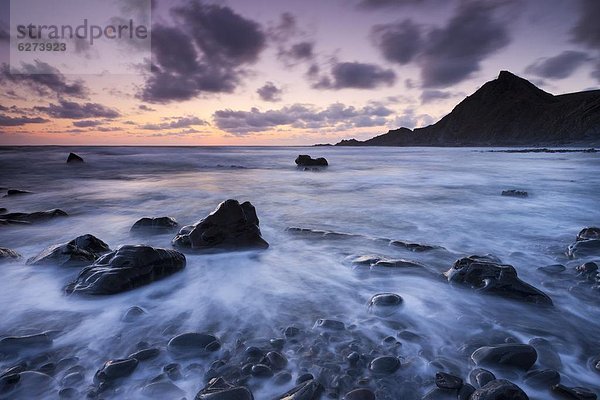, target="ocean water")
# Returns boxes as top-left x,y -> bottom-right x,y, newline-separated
0,146 -> 599,399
